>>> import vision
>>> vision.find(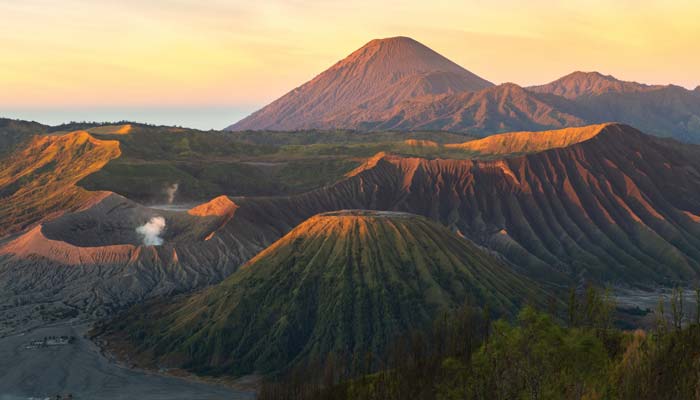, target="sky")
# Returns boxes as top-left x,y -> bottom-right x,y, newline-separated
1,0 -> 699,130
